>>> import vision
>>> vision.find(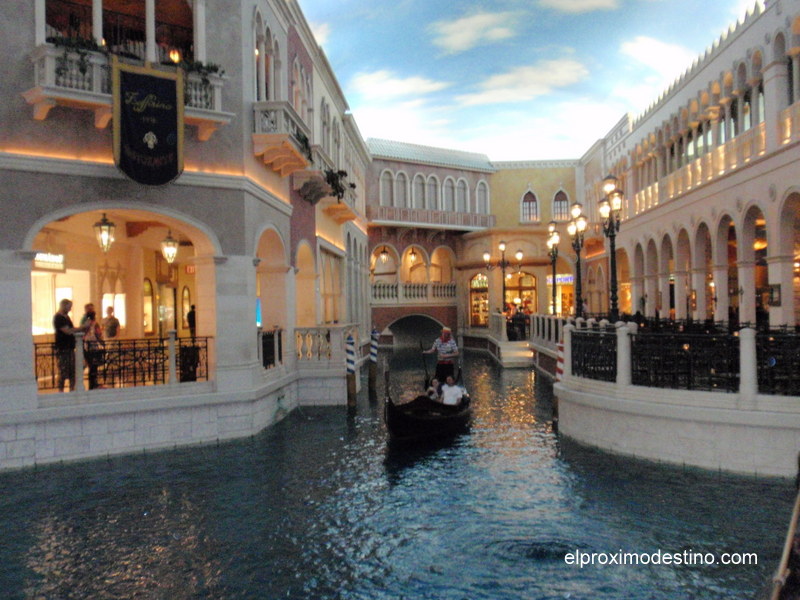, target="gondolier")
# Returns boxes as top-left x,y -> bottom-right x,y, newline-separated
423,326 -> 459,382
